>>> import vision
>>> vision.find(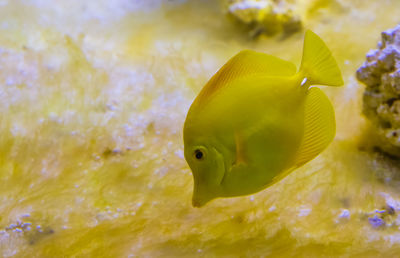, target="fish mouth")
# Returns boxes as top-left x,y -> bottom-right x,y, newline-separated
191,180 -> 216,208
192,193 -> 214,208
192,199 -> 204,208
